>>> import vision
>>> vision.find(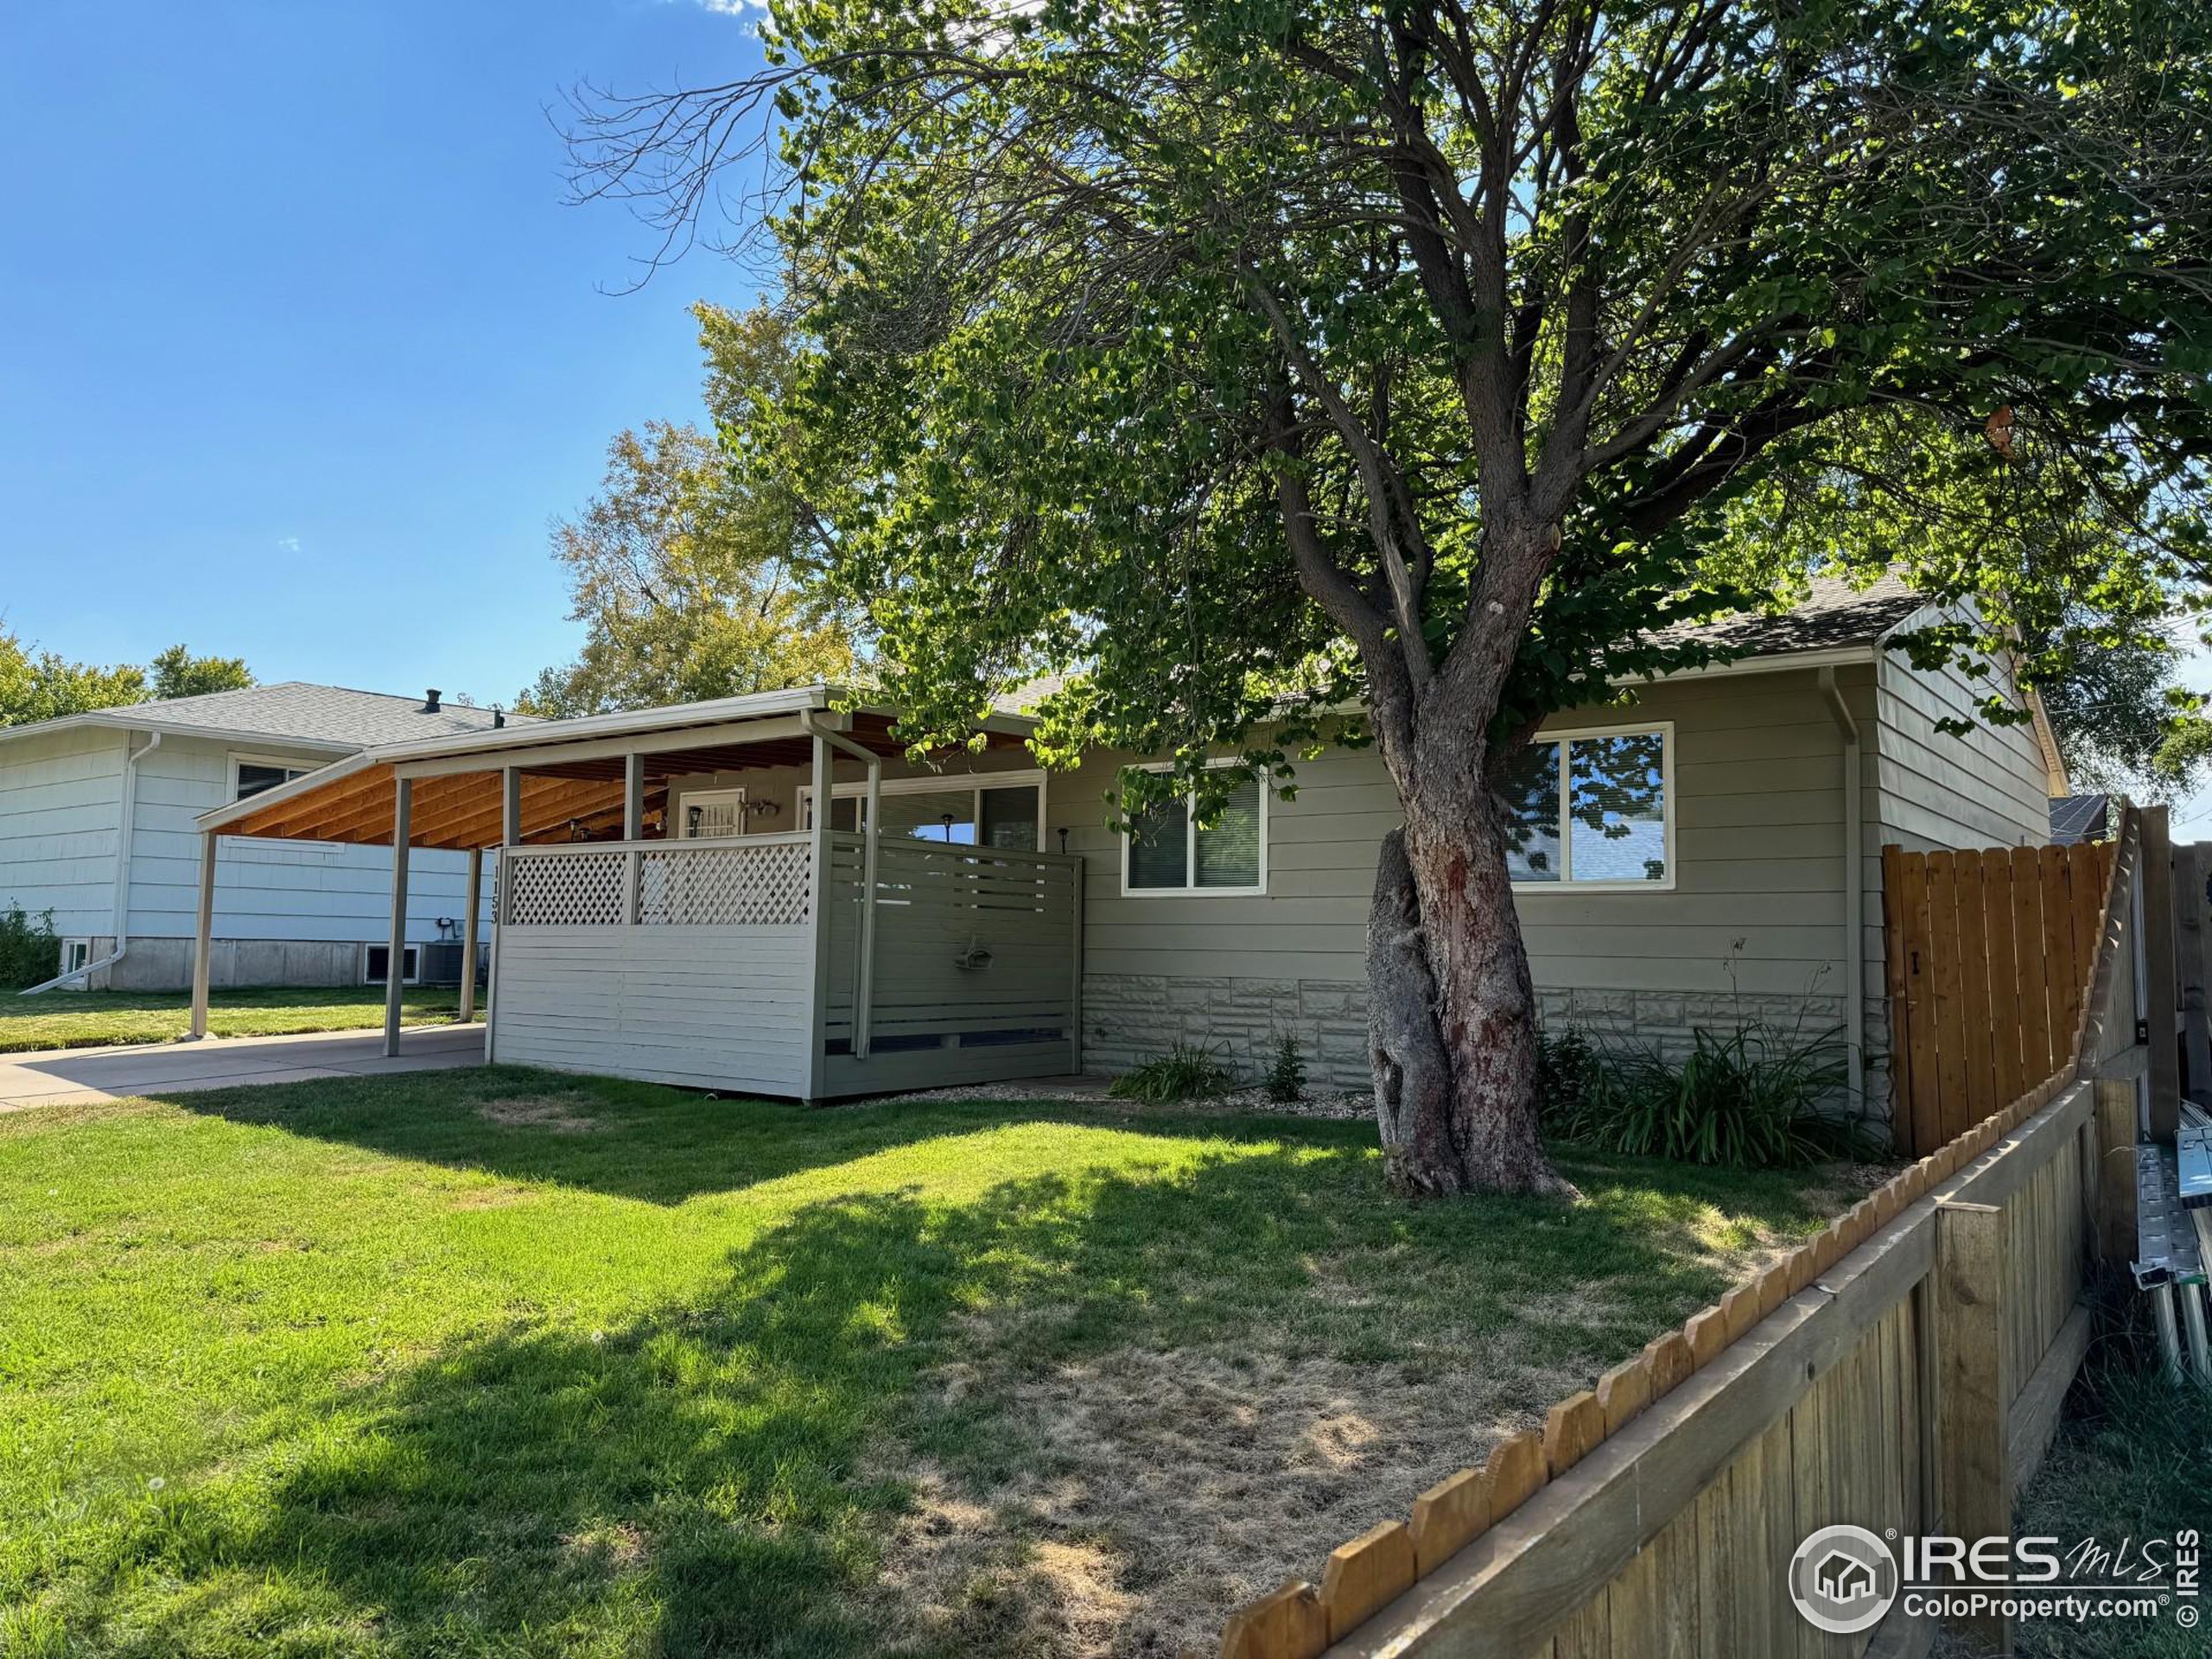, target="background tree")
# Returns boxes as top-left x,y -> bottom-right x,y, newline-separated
0,631 -> 146,726
148,645 -> 254,701
569,0 -> 2212,1193
3,632 -> 258,726
519,302 -> 855,715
